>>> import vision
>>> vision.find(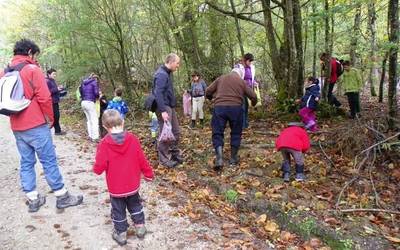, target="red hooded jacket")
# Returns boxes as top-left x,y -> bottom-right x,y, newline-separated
93,132 -> 154,197
0,55 -> 54,131
275,126 -> 310,153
